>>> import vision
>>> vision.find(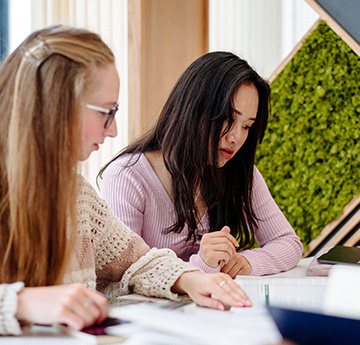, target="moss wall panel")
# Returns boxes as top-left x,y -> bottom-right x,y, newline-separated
256,21 -> 360,250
